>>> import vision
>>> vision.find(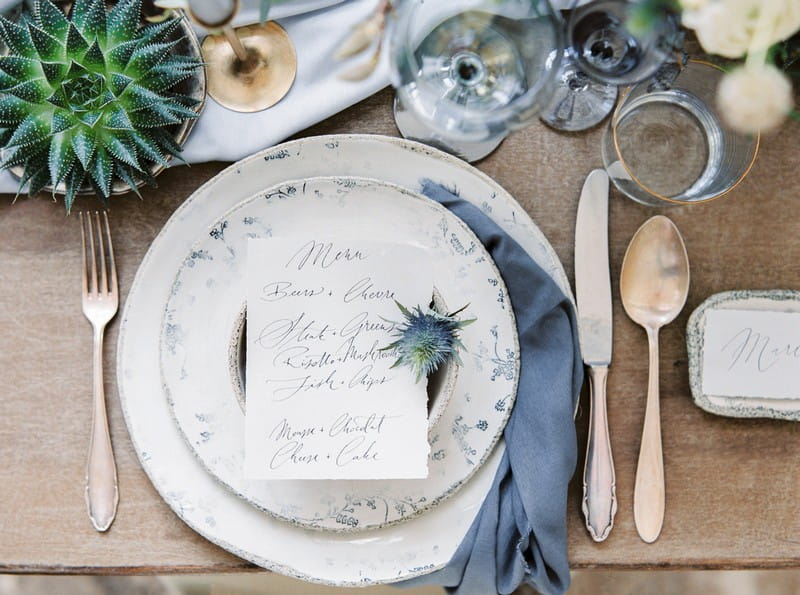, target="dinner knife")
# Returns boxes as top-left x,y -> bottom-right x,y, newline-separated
575,169 -> 616,542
